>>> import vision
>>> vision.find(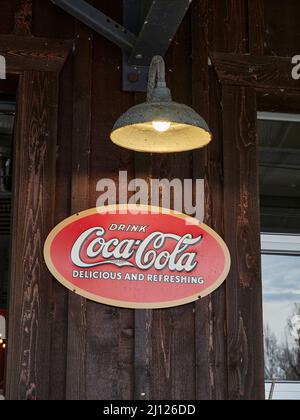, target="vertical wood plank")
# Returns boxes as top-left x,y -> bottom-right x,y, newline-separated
6,71 -> 58,400
134,309 -> 153,400
65,22 -> 93,401
14,0 -> 33,35
248,0 -> 265,55
192,0 -> 214,400
209,0 -> 249,53
132,9 -> 197,401
151,305 -> 196,400
194,71 -> 229,400
49,56 -> 74,401
222,85 -> 265,400
133,152 -> 153,401
85,0 -> 135,399
191,0 -> 209,119
206,70 -> 229,400
193,0 -> 229,400
31,0 -> 75,401
147,13 -> 196,400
